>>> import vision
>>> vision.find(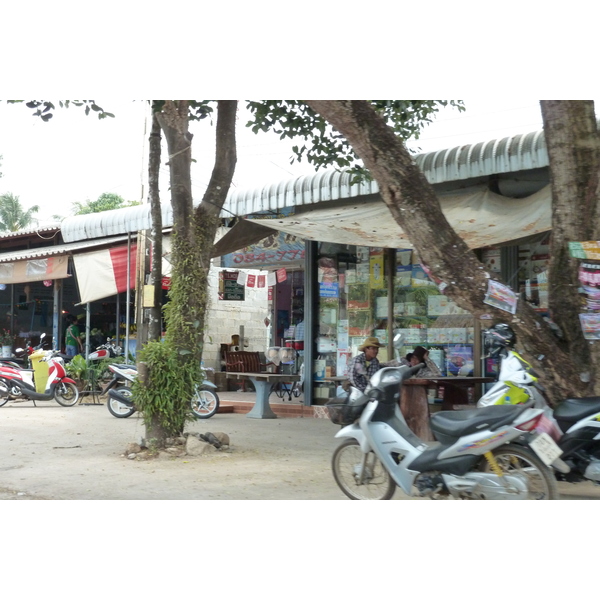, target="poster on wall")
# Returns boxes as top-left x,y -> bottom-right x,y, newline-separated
347,284 -> 370,309
337,319 -> 349,349
218,271 -> 245,301
319,282 -> 339,298
579,314 -> 600,340
337,350 -> 352,378
483,280 -> 517,314
369,248 -> 384,289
